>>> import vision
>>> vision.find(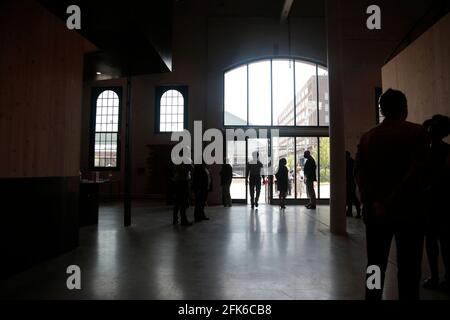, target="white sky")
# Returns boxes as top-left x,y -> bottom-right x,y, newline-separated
224,59 -> 318,126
